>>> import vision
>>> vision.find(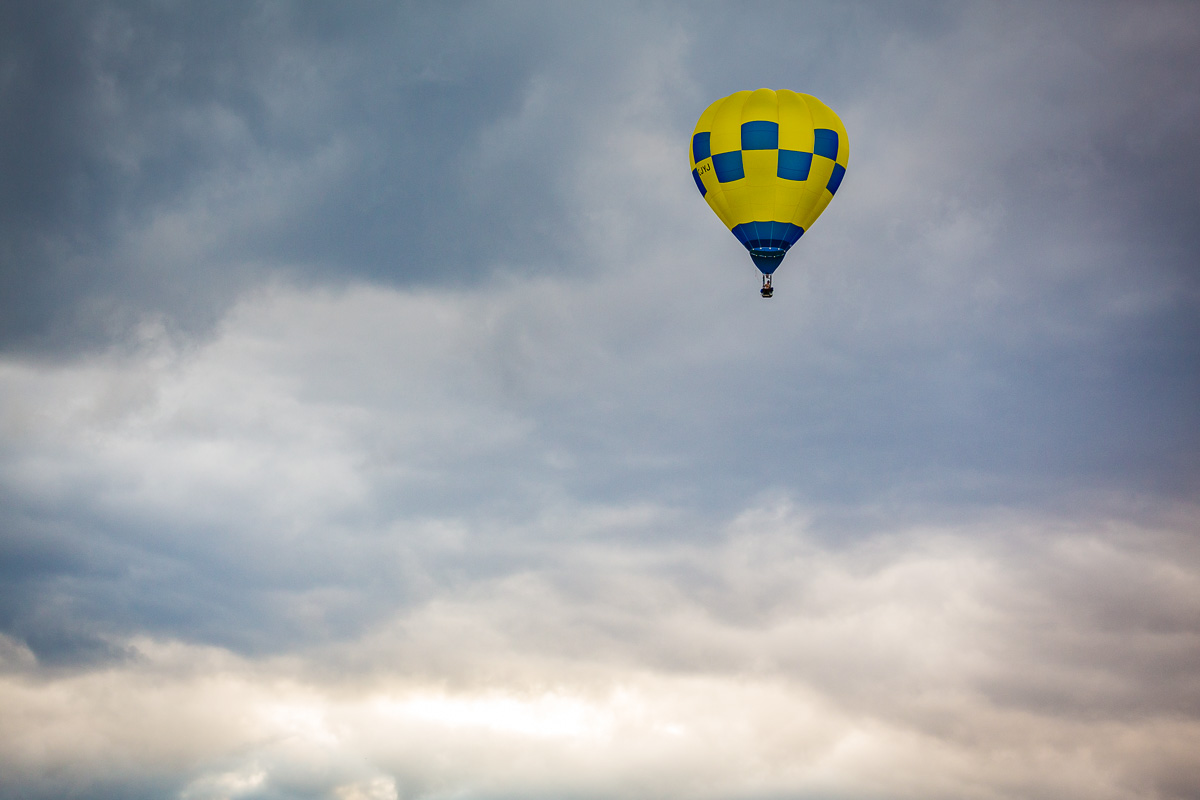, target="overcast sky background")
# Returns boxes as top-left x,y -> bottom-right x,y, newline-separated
2,2 -> 1199,799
